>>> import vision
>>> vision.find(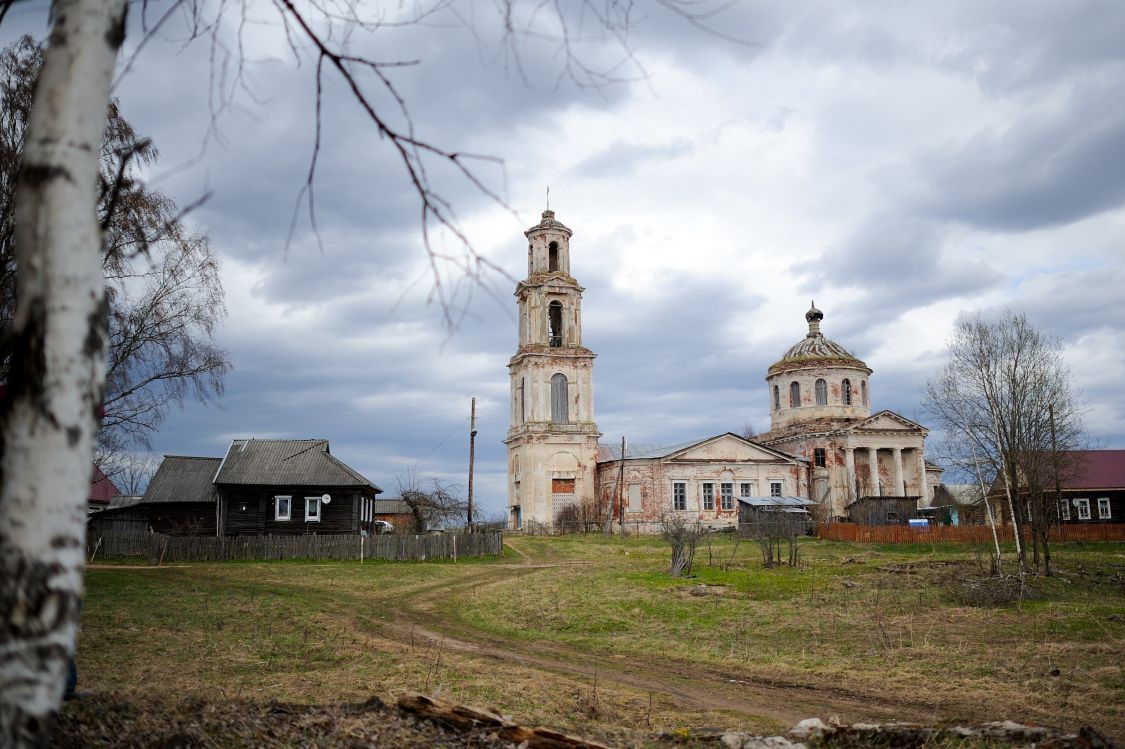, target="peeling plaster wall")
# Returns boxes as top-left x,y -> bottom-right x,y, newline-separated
767,363 -> 871,431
